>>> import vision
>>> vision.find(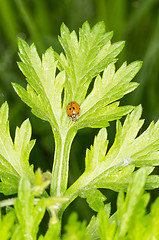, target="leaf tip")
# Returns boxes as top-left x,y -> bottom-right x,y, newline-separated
60,22 -> 70,36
